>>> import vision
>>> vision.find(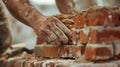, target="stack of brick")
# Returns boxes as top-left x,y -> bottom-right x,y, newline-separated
36,6 -> 120,61
0,6 -> 120,67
